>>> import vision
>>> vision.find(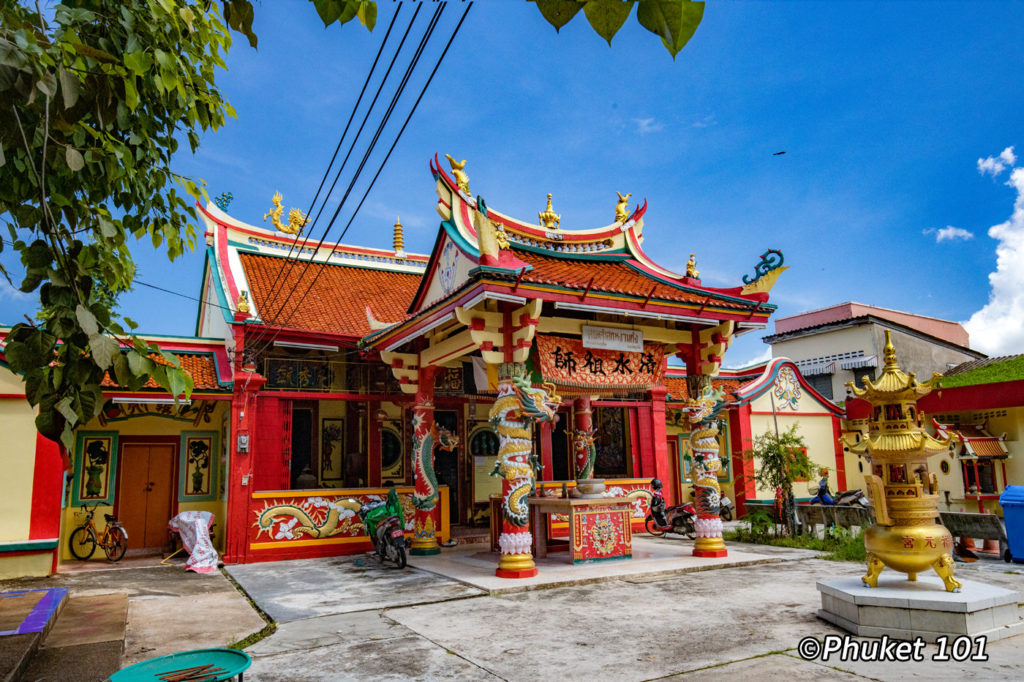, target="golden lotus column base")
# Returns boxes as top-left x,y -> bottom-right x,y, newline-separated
496,552 -> 538,579
693,536 -> 728,558
410,536 -> 440,556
